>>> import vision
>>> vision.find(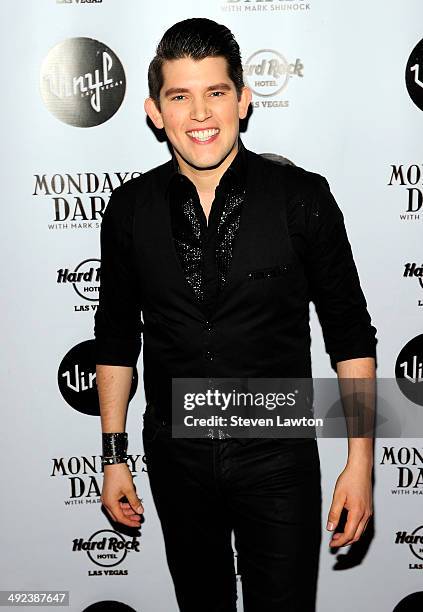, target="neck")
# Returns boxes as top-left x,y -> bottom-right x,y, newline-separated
175,139 -> 239,195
